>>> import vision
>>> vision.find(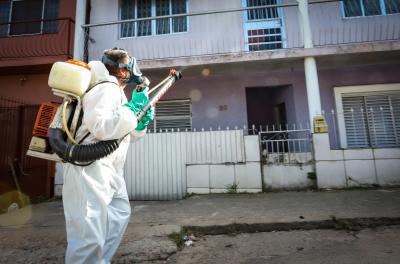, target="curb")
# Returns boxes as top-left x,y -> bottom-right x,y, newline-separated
183,217 -> 400,236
